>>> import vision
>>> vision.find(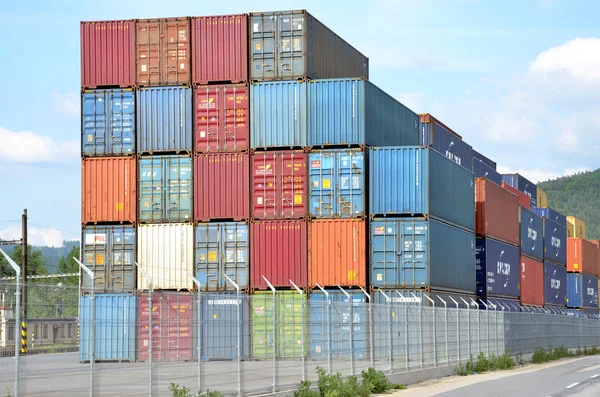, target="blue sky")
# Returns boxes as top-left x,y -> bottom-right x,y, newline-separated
1,0 -> 599,246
